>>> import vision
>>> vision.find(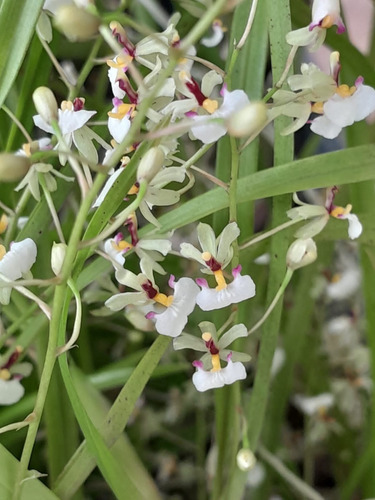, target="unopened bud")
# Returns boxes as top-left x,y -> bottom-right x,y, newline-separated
0,154 -> 31,182
286,238 -> 317,270
236,448 -> 256,471
137,146 -> 165,183
227,102 -> 268,138
54,5 -> 100,42
33,87 -> 58,124
51,242 -> 67,275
